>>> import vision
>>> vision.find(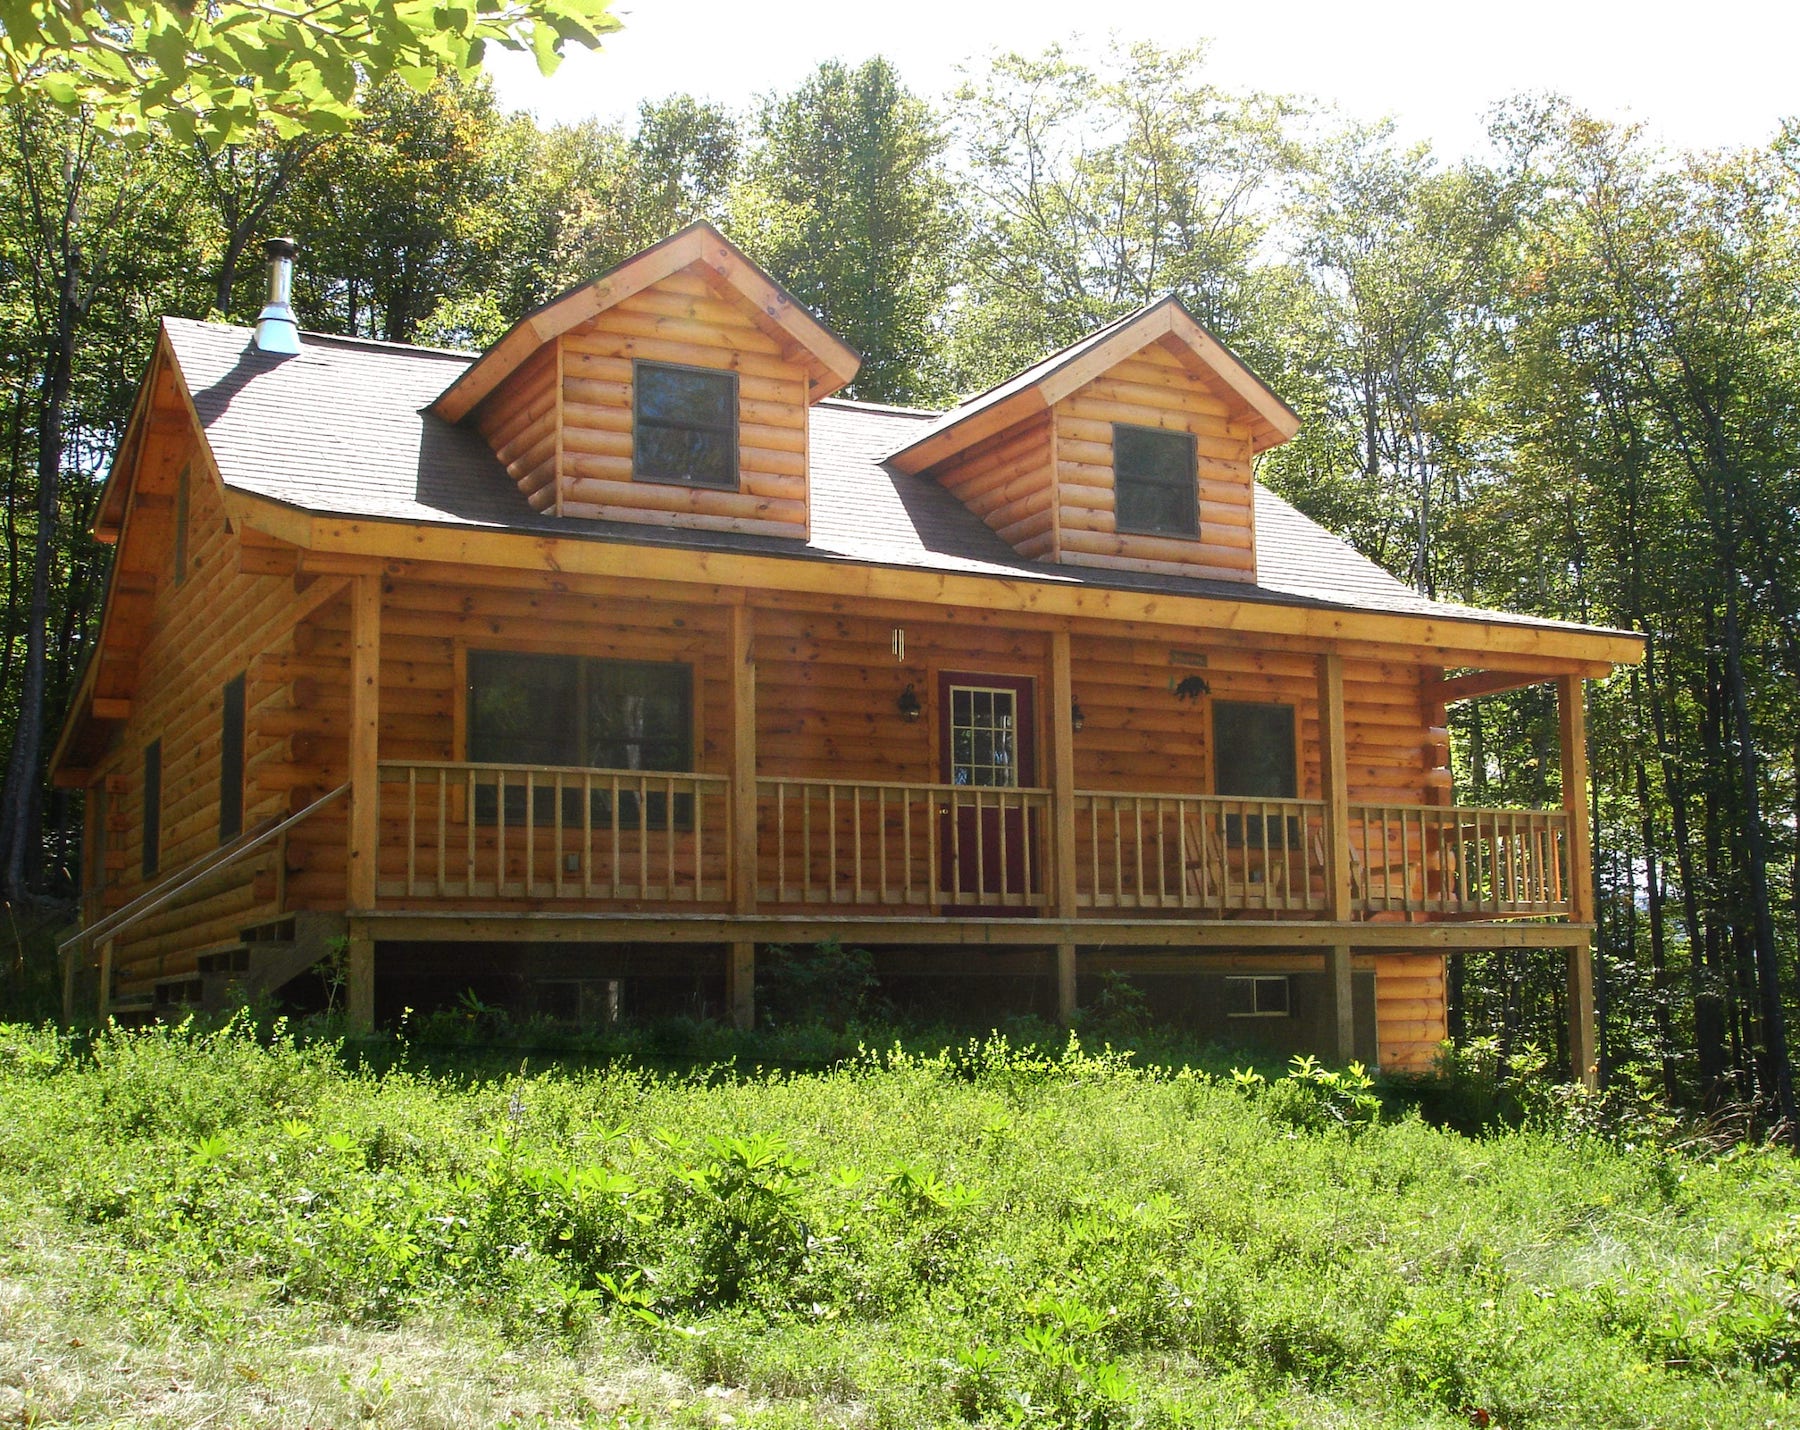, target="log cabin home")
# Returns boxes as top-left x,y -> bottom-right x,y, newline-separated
52,223 -> 1643,1078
